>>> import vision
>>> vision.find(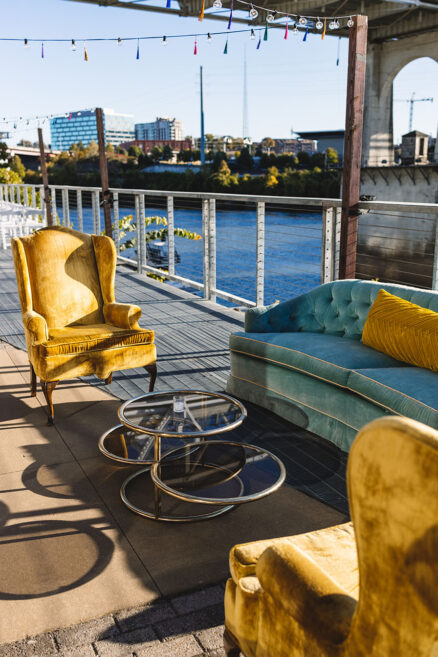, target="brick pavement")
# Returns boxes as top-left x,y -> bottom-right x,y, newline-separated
0,585 -> 228,657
